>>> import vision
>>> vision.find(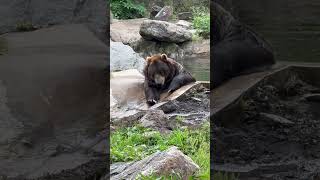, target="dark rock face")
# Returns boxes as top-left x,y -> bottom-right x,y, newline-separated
0,0 -> 107,42
212,66 -> 320,180
211,2 -> 275,89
